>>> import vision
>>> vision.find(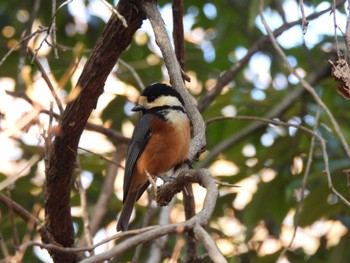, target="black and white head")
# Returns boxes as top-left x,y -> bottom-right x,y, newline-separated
132,83 -> 187,123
